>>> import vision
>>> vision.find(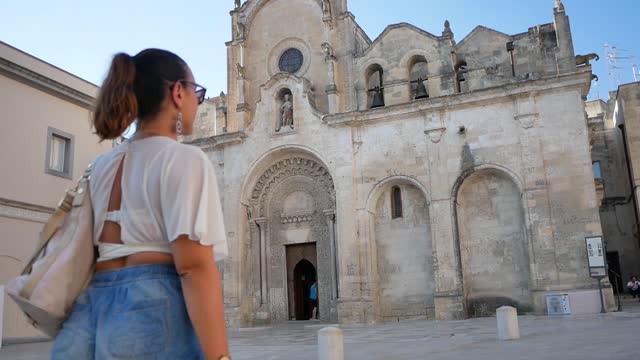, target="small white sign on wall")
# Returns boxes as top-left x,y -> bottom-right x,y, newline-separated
585,236 -> 605,268
546,294 -> 571,315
